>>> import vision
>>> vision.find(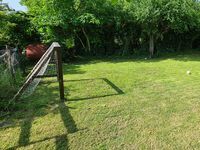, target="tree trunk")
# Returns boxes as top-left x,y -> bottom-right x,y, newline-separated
75,32 -> 86,50
149,34 -> 154,58
82,27 -> 91,53
122,36 -> 130,56
190,34 -> 200,49
177,39 -> 182,51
